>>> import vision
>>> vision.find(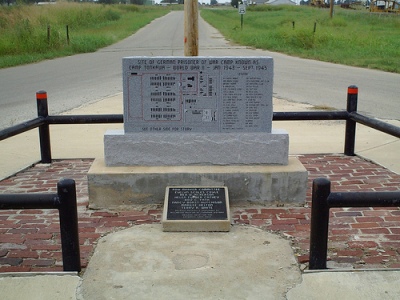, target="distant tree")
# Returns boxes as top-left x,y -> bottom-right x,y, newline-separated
210,0 -> 218,4
231,0 -> 240,8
